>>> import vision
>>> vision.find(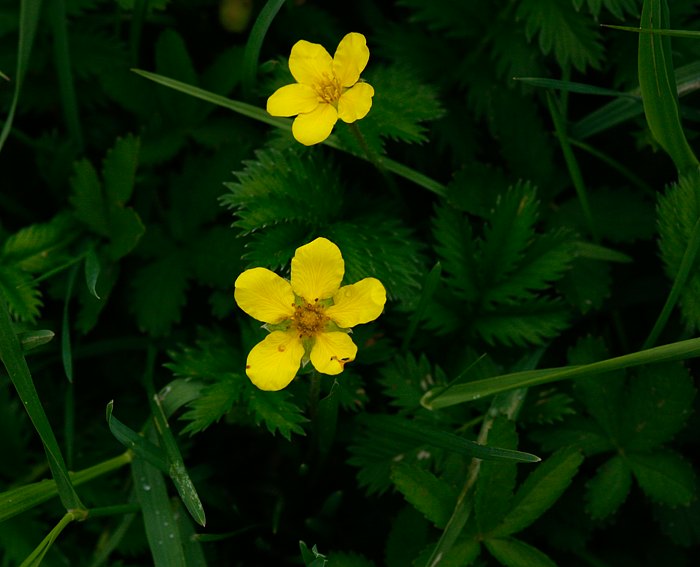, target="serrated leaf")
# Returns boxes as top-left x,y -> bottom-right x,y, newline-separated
70,159 -> 109,236
628,450 -> 696,507
474,299 -> 570,346
222,147 -> 343,233
131,252 -> 189,336
485,537 -> 556,567
558,258 -> 611,314
102,134 -> 140,204
585,455 -> 632,519
385,507 -> 430,567
390,462 -> 457,529
413,537 -> 481,567
519,388 -> 576,425
0,267 -> 42,322
622,362 -> 696,451
658,172 -> 700,331
432,203 -> 478,301
654,497 -> 700,547
0,213 -> 76,272
492,447 -> 583,537
76,260 -> 119,333
241,222 -> 311,271
180,377 -> 243,436
475,416 -> 518,535
247,388 -> 307,440
379,353 -> 441,410
107,206 -> 145,261
516,0 -> 603,71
